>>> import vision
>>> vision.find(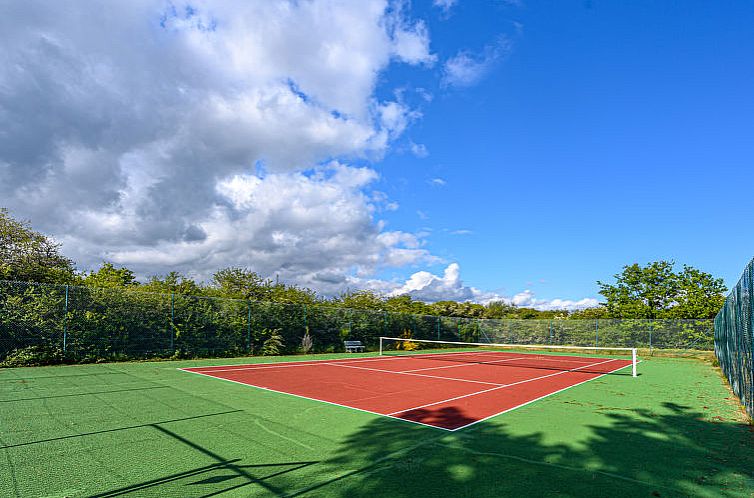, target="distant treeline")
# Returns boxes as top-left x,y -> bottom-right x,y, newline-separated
1,208 -> 726,320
